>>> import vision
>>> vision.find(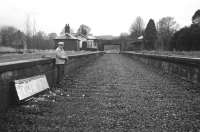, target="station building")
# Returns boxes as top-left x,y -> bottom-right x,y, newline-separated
54,33 -> 81,51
